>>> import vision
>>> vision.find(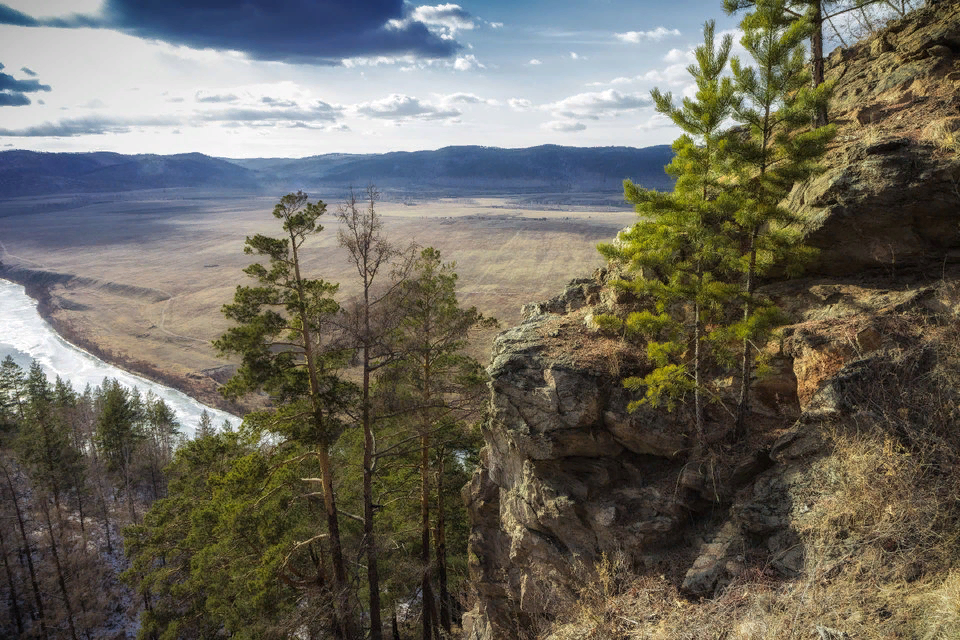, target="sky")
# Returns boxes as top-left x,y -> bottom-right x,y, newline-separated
0,0 -> 745,157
